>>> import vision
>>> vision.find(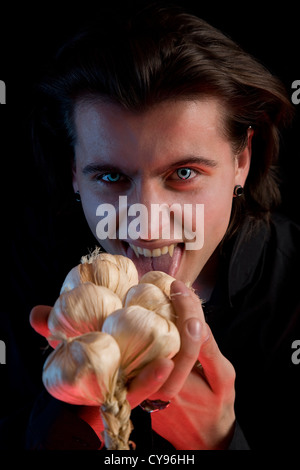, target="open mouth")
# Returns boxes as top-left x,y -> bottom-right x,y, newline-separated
121,241 -> 185,279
